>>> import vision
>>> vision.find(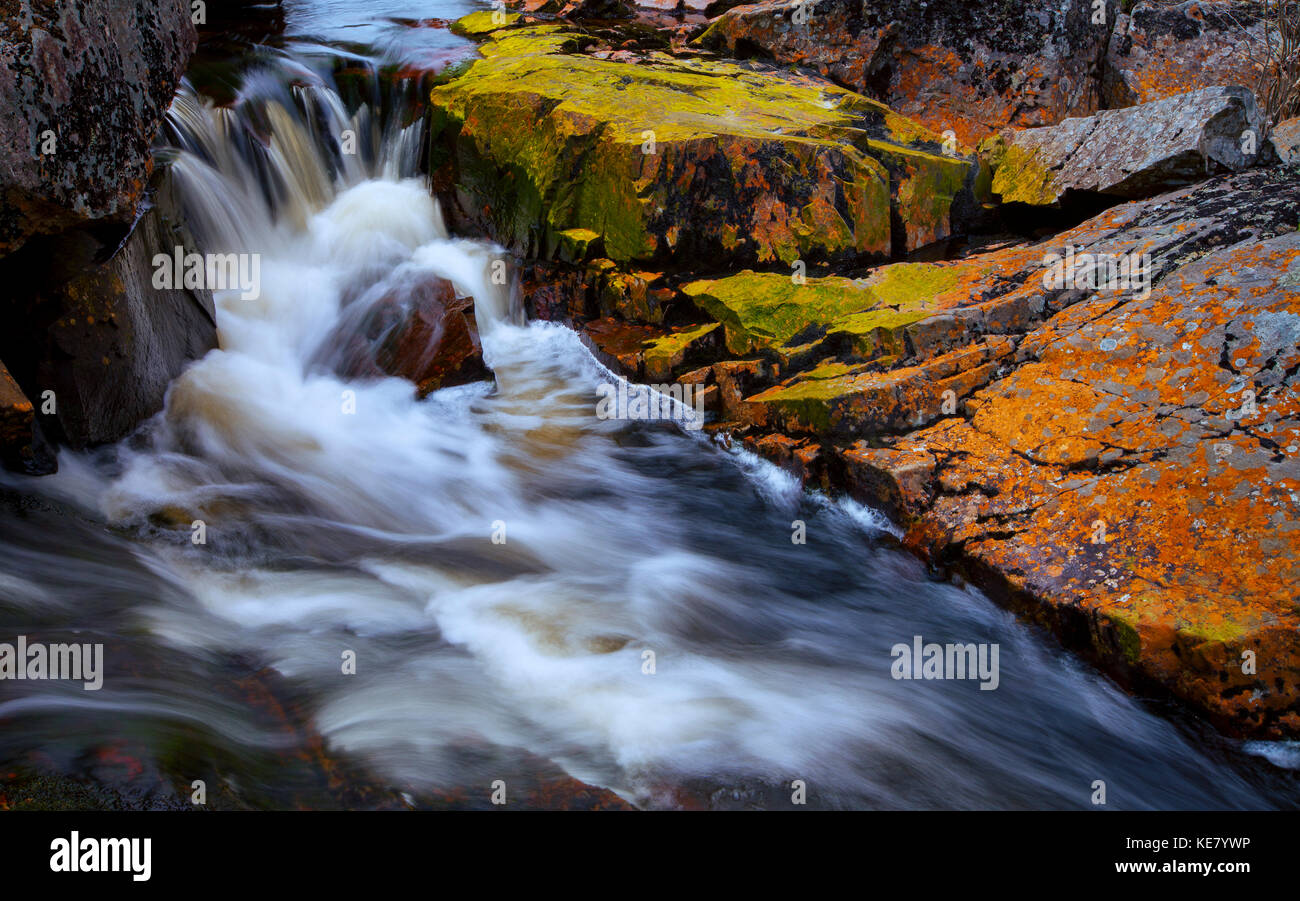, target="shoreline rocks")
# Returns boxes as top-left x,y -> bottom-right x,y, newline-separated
0,1 -> 209,469
698,0 -> 1119,146
1104,0 -> 1266,109
428,20 -> 979,269
981,86 -> 1272,207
